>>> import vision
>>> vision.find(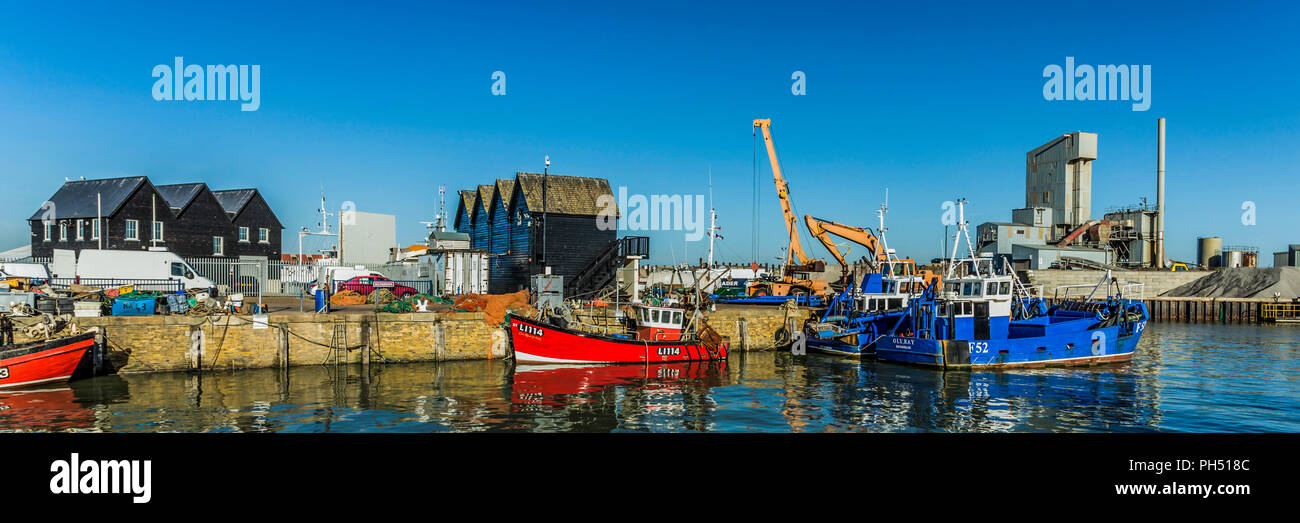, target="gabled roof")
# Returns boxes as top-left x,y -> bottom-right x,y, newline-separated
476,184 -> 495,216
211,188 -> 282,228
155,183 -> 206,214
515,172 -> 617,217
28,176 -> 149,220
211,189 -> 257,217
455,189 -> 478,225
493,178 -> 515,214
